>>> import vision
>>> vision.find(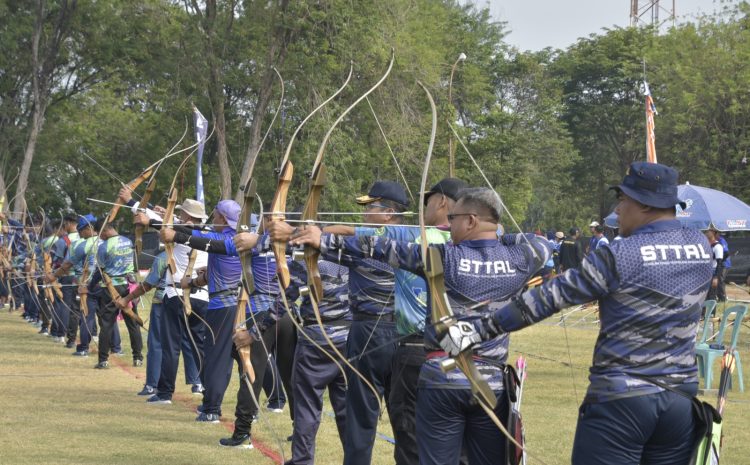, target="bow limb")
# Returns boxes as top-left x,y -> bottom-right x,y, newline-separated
101,271 -> 144,327
135,172 -> 157,257
236,66 -> 285,291
182,250 -> 197,316
271,63 -> 354,290
417,82 -> 543,463
302,50 -> 395,300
